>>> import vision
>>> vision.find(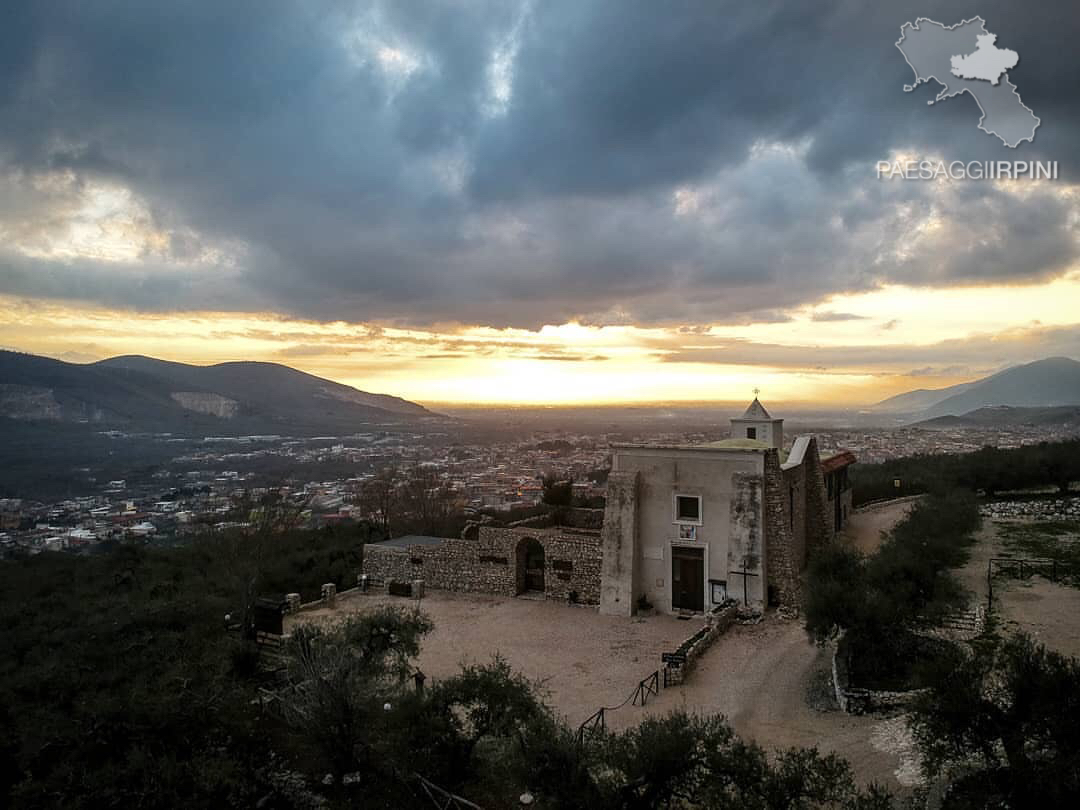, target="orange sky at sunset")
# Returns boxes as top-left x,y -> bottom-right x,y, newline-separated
4,274 -> 1079,406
